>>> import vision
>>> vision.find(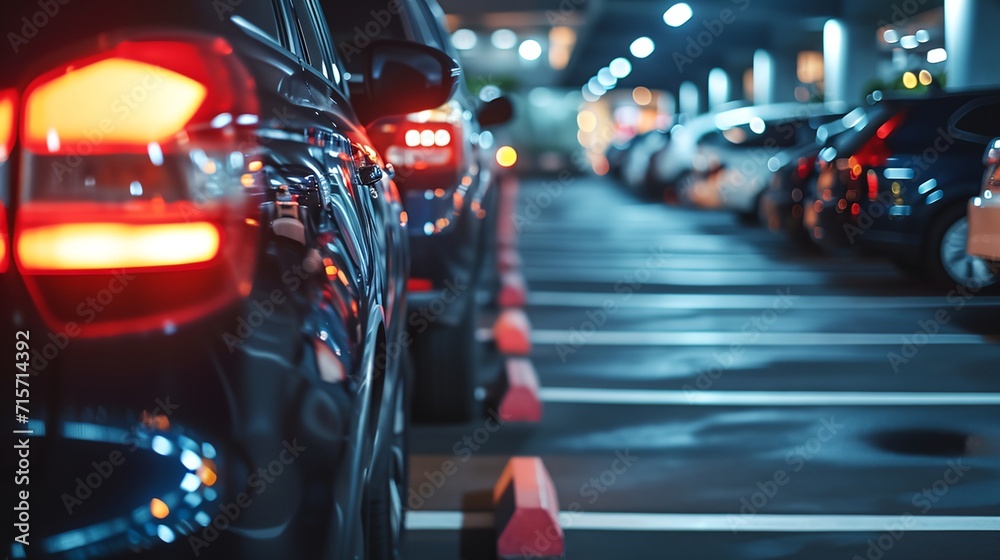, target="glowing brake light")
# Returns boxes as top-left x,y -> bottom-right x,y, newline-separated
402,127 -> 451,147
797,156 -> 815,180
13,36 -> 261,337
0,203 -> 7,273
17,222 -> 220,271
405,129 -> 421,147
24,59 -> 207,153
0,89 -> 16,162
